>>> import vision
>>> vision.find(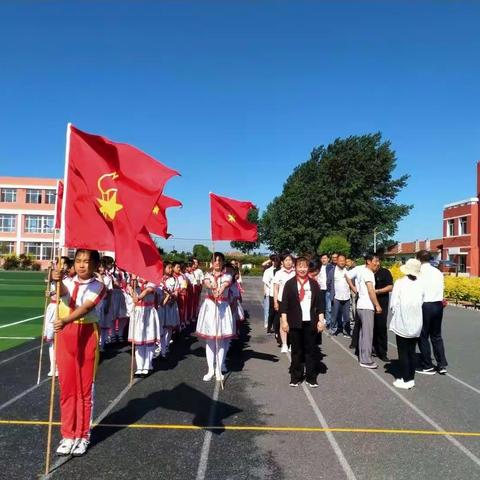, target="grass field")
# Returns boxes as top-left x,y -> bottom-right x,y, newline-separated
0,270 -> 46,352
